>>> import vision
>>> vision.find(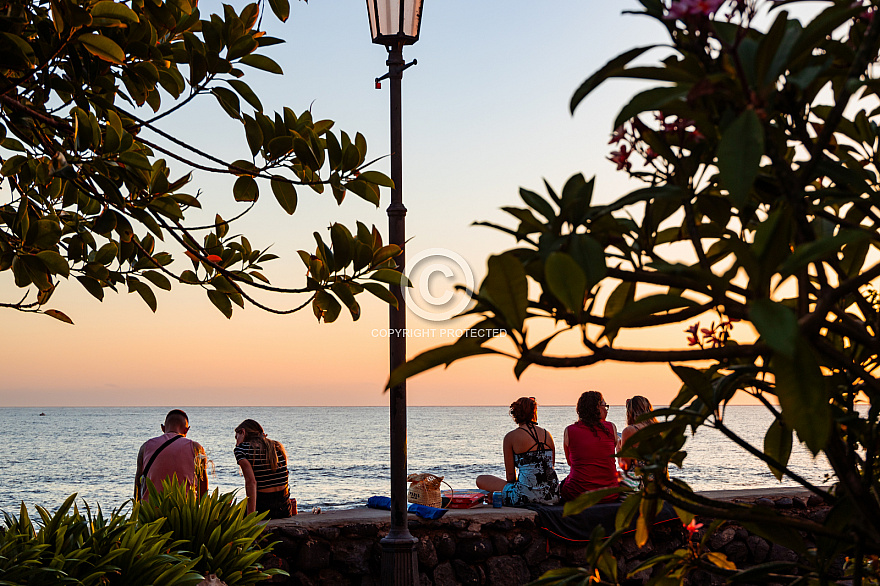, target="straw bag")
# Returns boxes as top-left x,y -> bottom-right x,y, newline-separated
406,473 -> 446,508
